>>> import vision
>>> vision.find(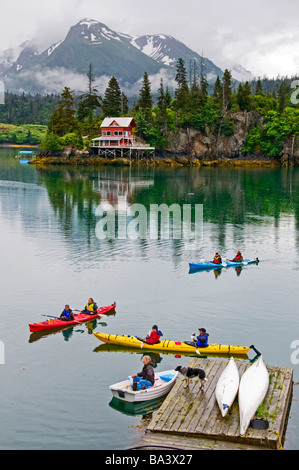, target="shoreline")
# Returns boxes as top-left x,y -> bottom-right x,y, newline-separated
29,153 -> 284,168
